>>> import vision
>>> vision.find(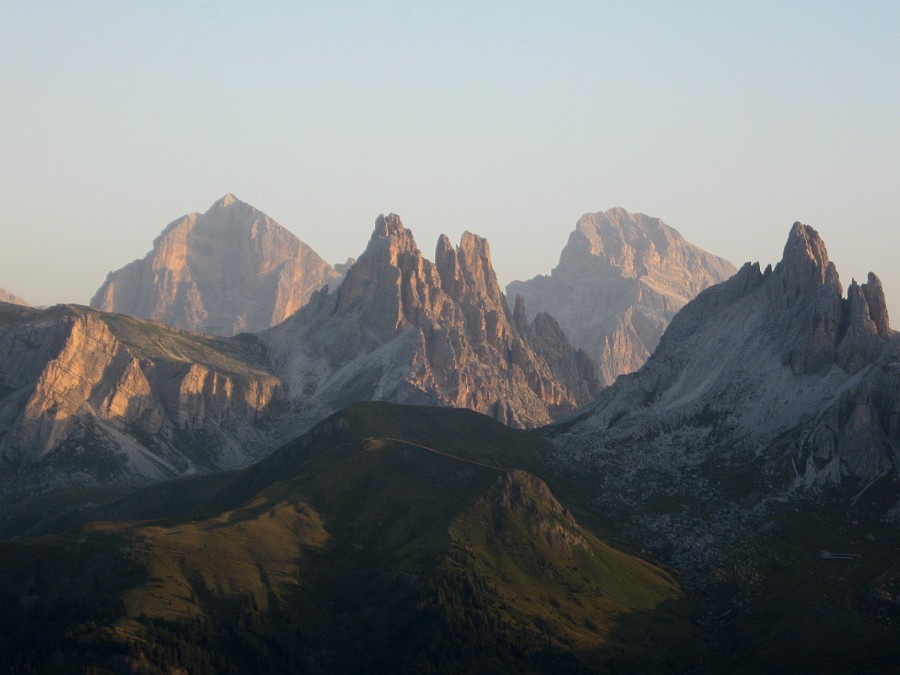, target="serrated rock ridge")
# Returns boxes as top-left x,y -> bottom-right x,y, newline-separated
264,214 -> 600,429
547,220 -> 900,607
559,219 -> 899,493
